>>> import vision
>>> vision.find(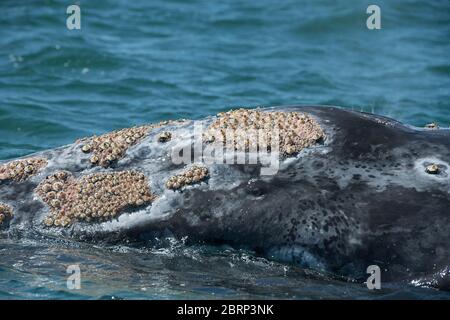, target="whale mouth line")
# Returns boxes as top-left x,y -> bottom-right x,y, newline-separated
0,202 -> 14,227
